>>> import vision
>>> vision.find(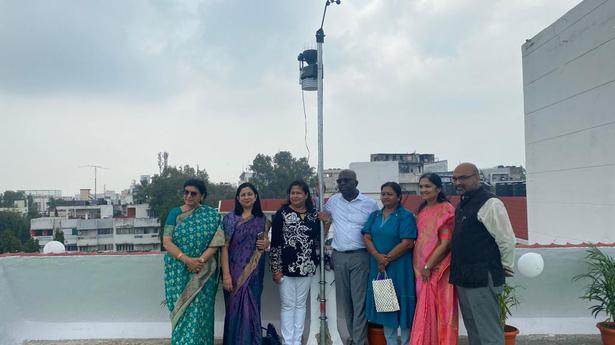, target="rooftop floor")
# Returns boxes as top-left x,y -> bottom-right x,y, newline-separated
23,335 -> 602,345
